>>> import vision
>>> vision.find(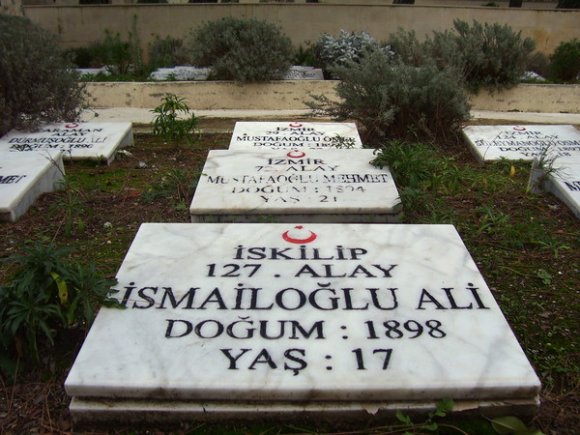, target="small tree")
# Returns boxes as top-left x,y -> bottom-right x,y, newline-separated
0,15 -> 84,136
